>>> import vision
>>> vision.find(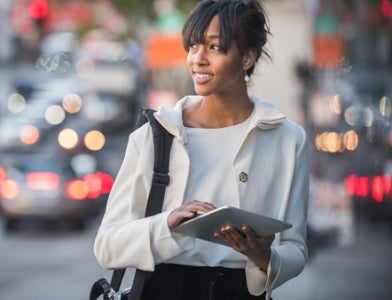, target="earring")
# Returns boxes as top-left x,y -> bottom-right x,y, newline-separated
244,74 -> 250,83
